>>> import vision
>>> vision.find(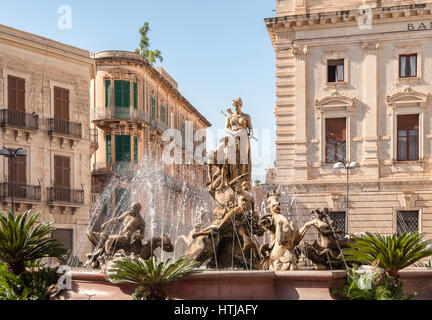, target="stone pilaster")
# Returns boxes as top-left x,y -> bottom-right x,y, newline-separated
362,41 -> 380,175
293,45 -> 309,181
